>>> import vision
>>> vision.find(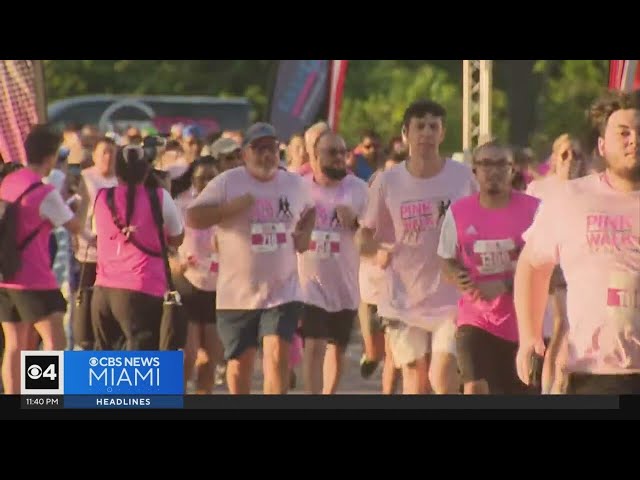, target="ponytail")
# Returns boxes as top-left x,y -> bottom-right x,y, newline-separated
116,145 -> 149,228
